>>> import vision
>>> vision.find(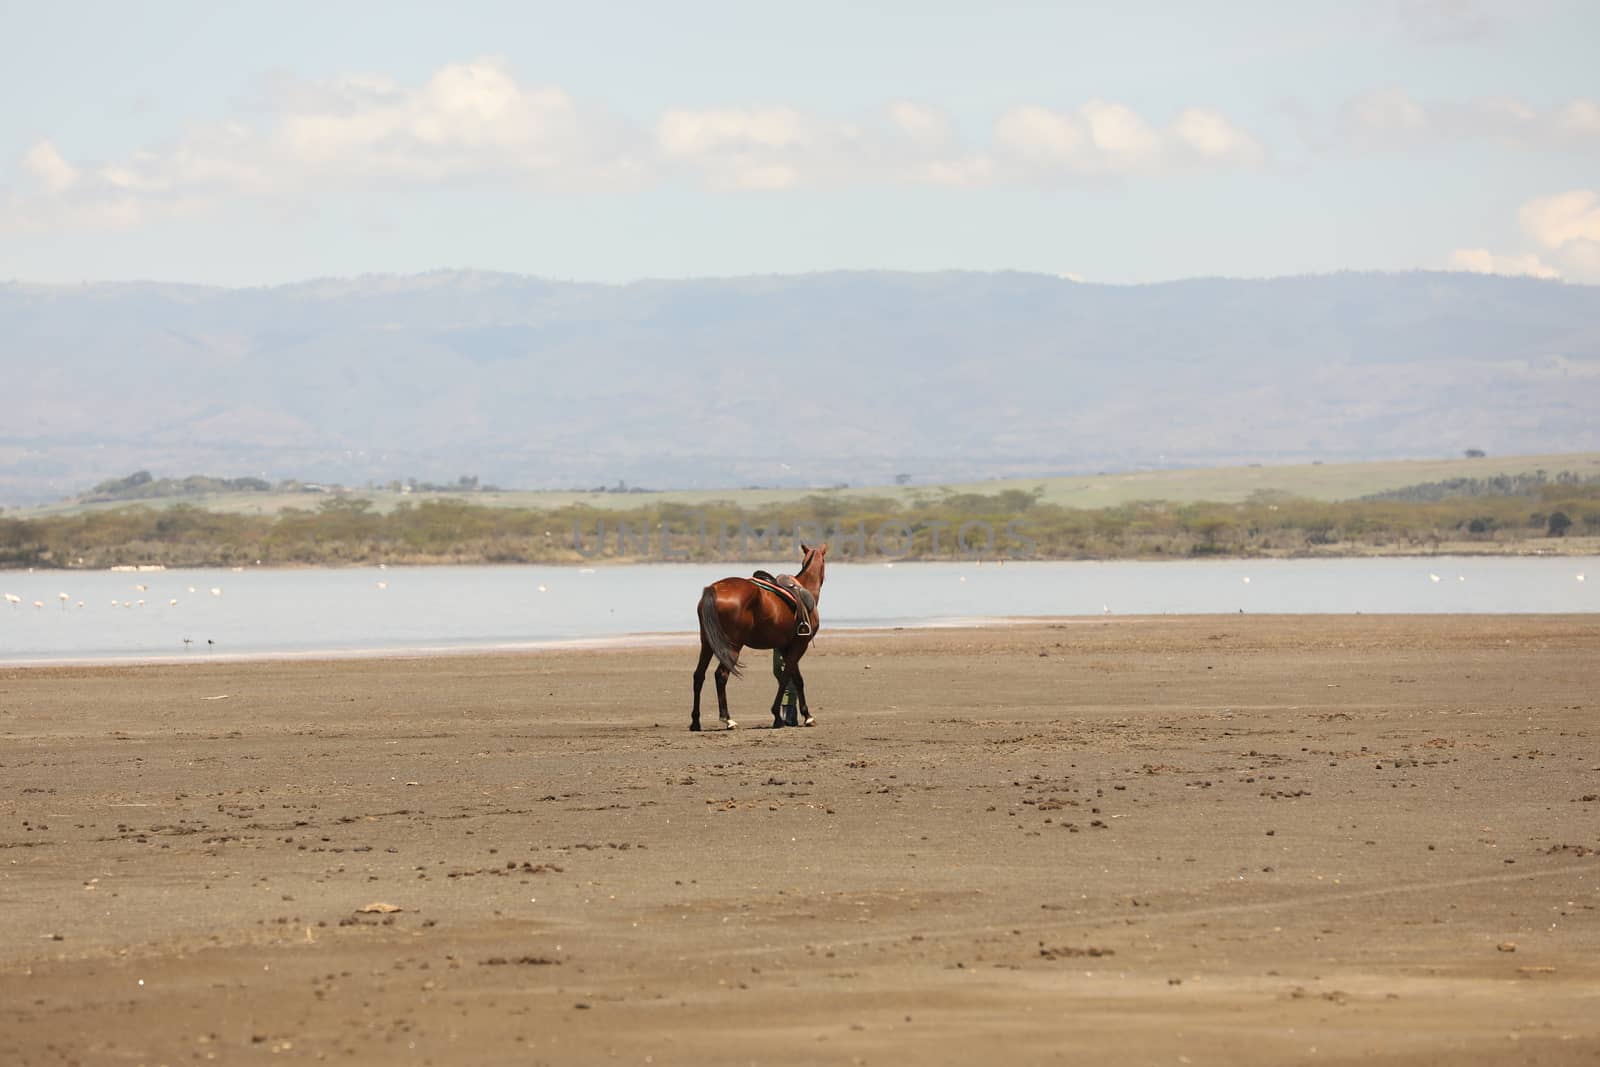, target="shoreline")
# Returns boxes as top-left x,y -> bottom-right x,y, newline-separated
5,608 -> 1596,671
0,614 -> 1146,670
